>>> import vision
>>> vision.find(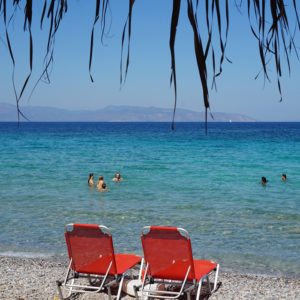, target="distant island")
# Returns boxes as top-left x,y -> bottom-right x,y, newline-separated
0,103 -> 256,122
